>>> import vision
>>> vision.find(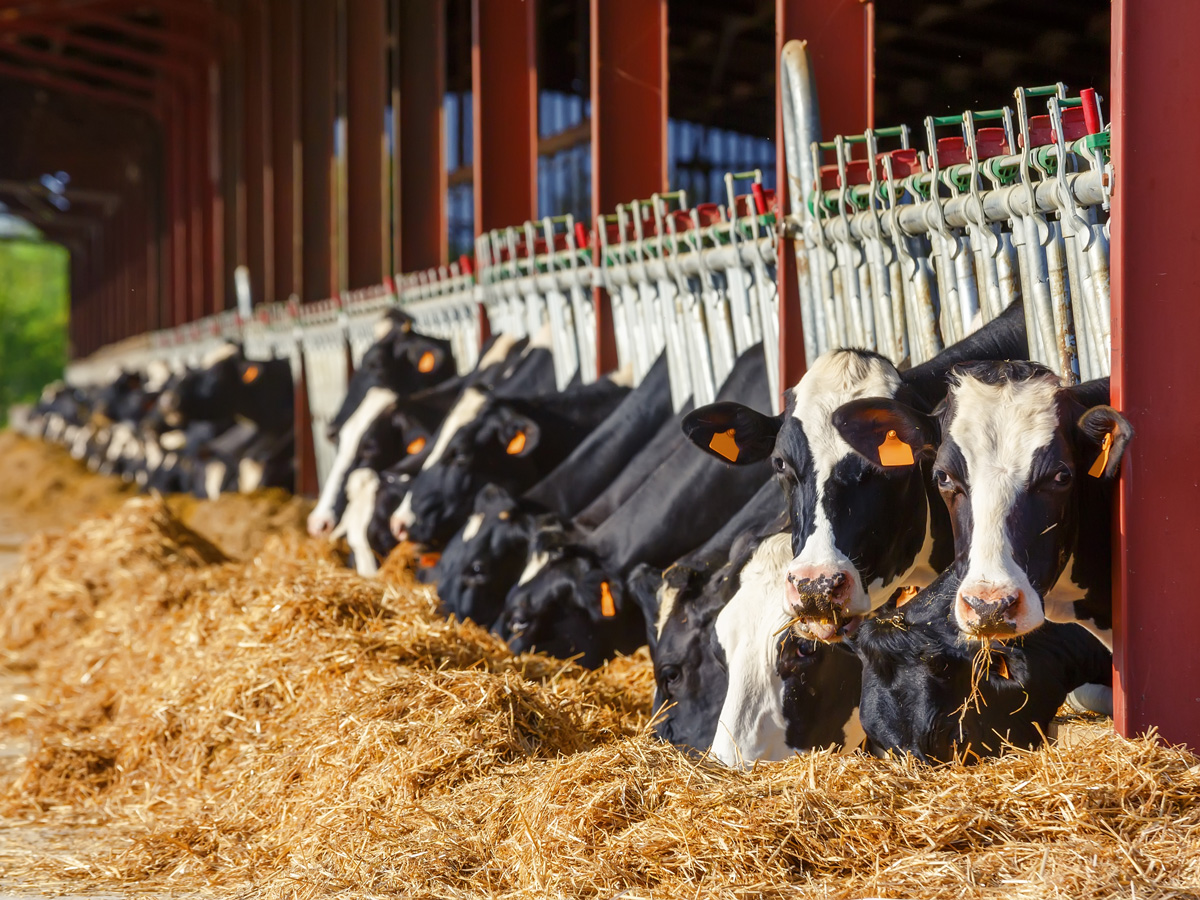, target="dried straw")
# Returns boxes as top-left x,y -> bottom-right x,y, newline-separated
0,438 -> 1198,899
